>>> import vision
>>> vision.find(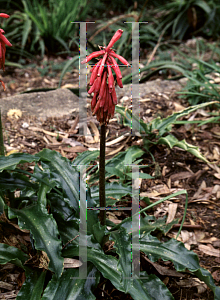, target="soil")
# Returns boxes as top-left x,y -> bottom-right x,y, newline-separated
0,58 -> 219,300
